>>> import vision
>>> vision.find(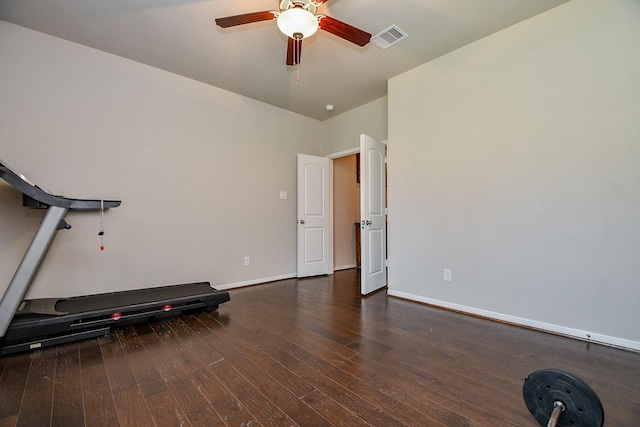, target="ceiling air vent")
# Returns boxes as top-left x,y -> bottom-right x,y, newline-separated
371,25 -> 409,50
